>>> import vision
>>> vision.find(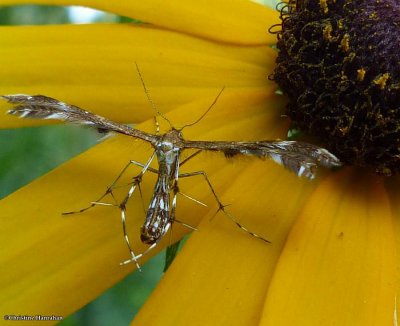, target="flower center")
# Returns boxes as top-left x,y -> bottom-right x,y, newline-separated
272,0 -> 400,175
